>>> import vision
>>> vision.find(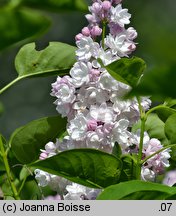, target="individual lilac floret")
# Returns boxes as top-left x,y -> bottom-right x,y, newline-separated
76,36 -> 100,62
35,169 -> 51,187
90,25 -> 102,37
102,1 -> 111,11
110,4 -> 131,27
105,33 -> 136,57
70,62 -> 91,87
64,183 -> 101,200
141,134 -> 171,181
39,141 -> 57,160
163,170 -> 176,186
81,27 -> 91,37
